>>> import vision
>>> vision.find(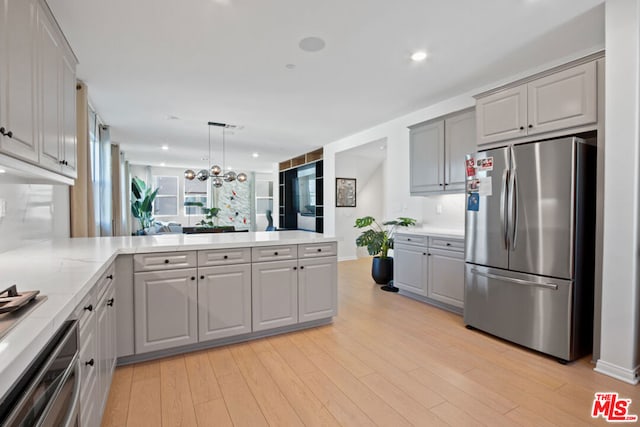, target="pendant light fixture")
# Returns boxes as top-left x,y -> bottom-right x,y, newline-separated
185,121 -> 247,185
